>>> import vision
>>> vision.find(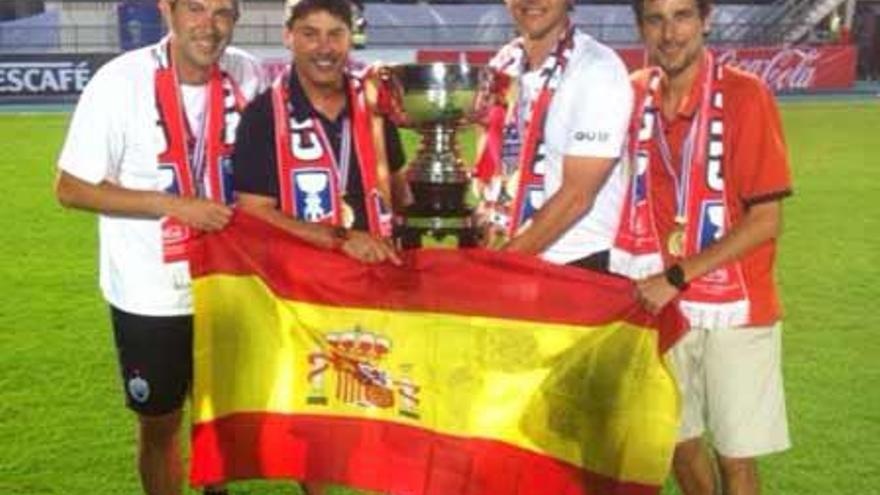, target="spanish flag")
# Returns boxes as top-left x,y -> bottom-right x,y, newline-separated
190,212 -> 684,494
